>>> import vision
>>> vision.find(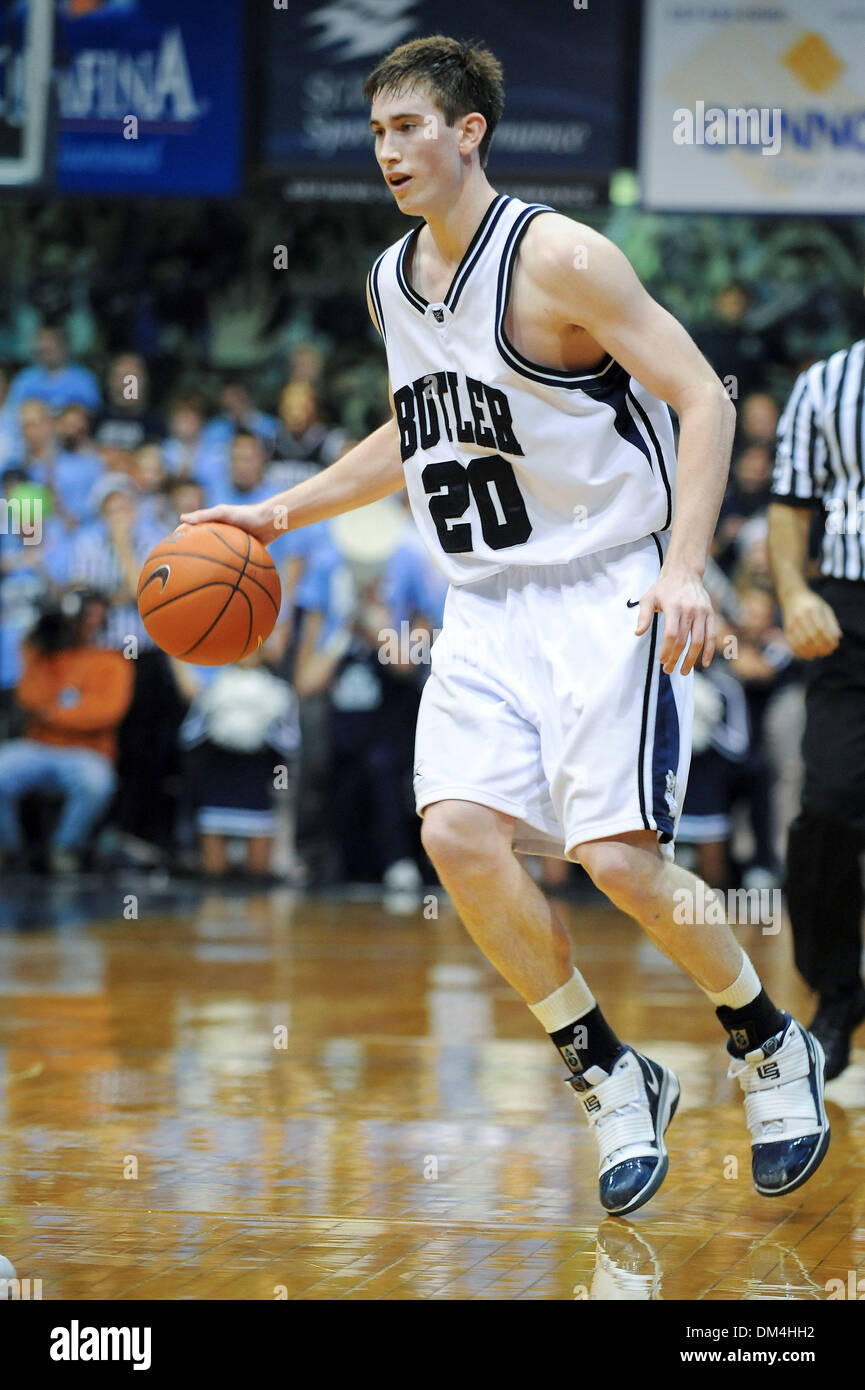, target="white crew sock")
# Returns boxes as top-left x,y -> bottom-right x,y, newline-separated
528,967 -> 596,1033
703,951 -> 762,1009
